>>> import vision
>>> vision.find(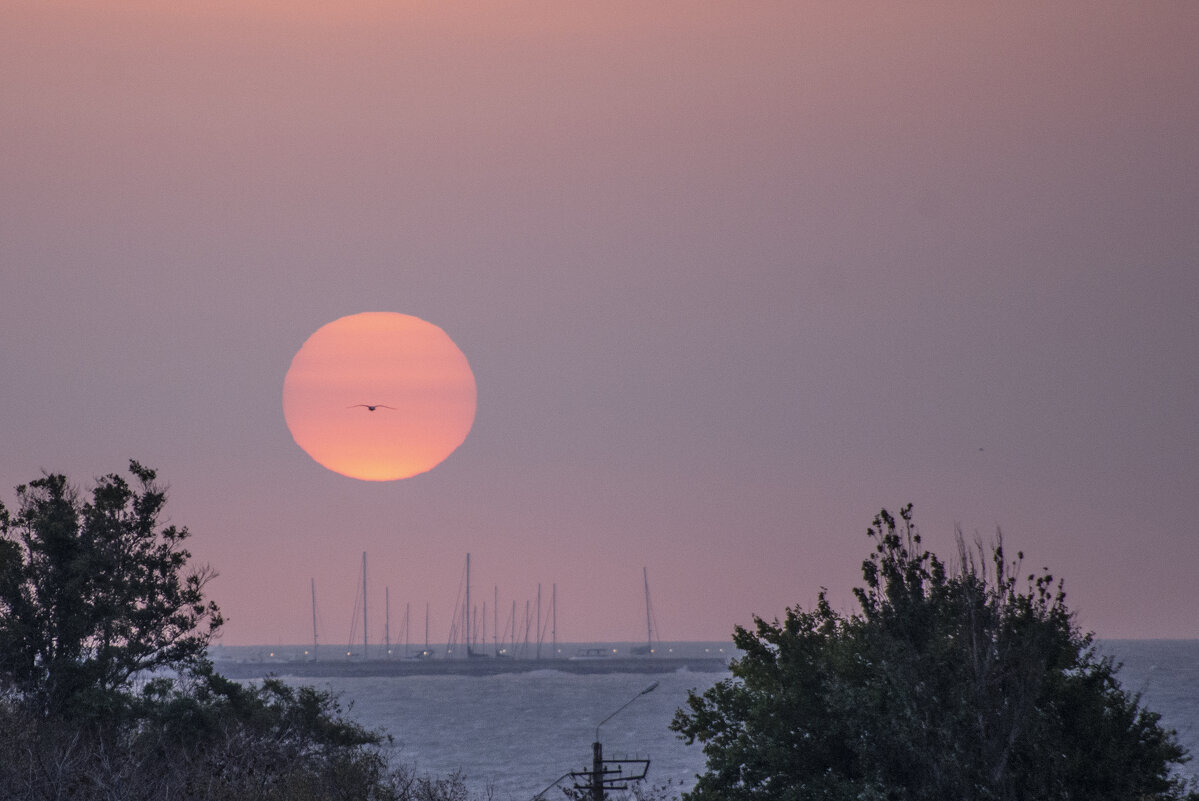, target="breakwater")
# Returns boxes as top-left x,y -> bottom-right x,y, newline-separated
214,654 -> 728,679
